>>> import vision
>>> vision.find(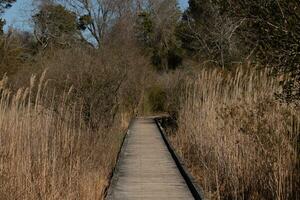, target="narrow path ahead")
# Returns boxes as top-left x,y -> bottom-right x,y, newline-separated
106,118 -> 194,200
